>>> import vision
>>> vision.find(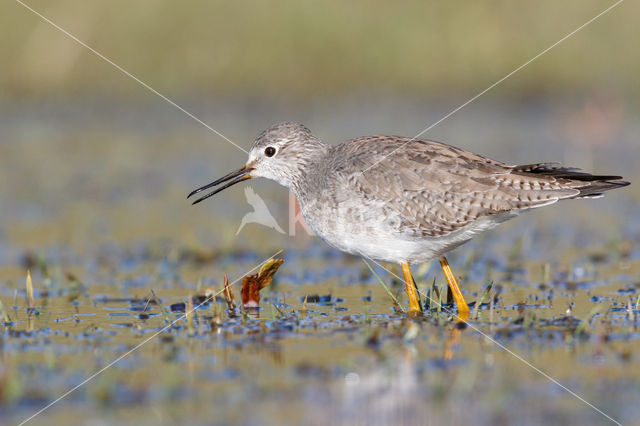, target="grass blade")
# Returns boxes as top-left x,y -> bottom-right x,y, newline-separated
363,260 -> 406,313
26,270 -> 35,309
